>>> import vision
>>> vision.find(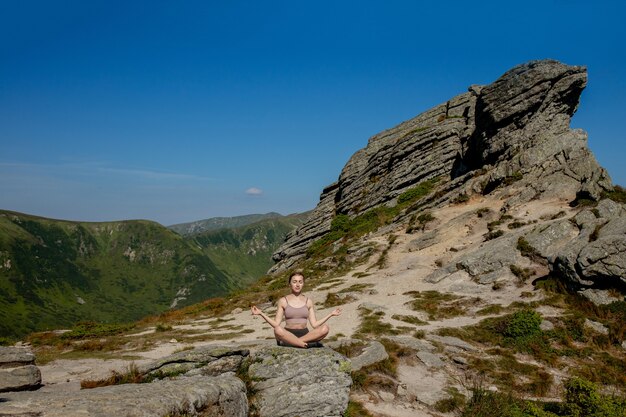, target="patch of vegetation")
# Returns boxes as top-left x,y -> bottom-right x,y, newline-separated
332,340 -> 367,358
338,283 -> 373,294
323,292 -> 356,308
354,308 -> 399,338
155,323 -> 173,332
406,290 -> 476,321
484,230 -> 505,241
459,377 -> 626,417
476,208 -> 491,218
80,363 -> 144,388
503,171 -> 524,186
453,193 -> 470,204
343,400 -> 375,417
59,321 -> 136,340
434,386 -> 466,413
308,178 -> 440,257
508,221 -> 527,229
602,185 -> 626,204
510,265 -> 535,286
397,179 -> 440,205
517,237 -> 546,264
406,212 -> 435,233
476,304 -> 504,316
391,314 -> 428,325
